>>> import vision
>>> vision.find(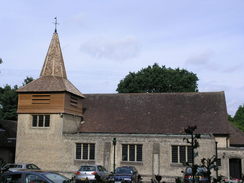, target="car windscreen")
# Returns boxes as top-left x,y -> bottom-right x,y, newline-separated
78,166 -> 96,171
115,168 -> 133,175
43,173 -> 68,183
